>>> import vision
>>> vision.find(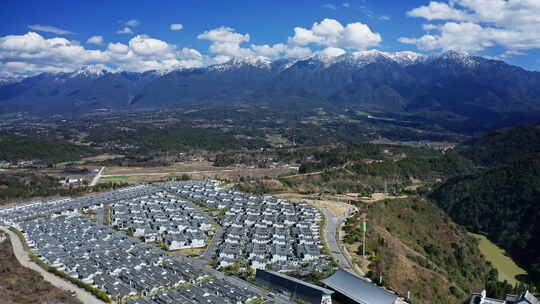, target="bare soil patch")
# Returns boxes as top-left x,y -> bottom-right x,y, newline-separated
0,235 -> 82,304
